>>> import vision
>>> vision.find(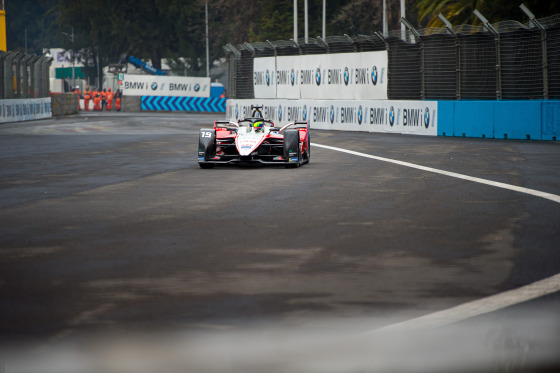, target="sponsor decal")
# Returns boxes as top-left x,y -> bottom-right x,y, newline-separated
291,69 -> 295,86
289,157 -> 298,162
344,67 -> 350,86
371,66 -> 378,85
302,105 -> 307,121
151,82 -> 158,90
358,105 -> 363,125
424,107 -> 430,128
278,105 -> 283,121
330,105 -> 335,124
194,84 -> 200,92
389,106 -> 395,127
316,68 -> 322,86
266,69 -> 270,86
